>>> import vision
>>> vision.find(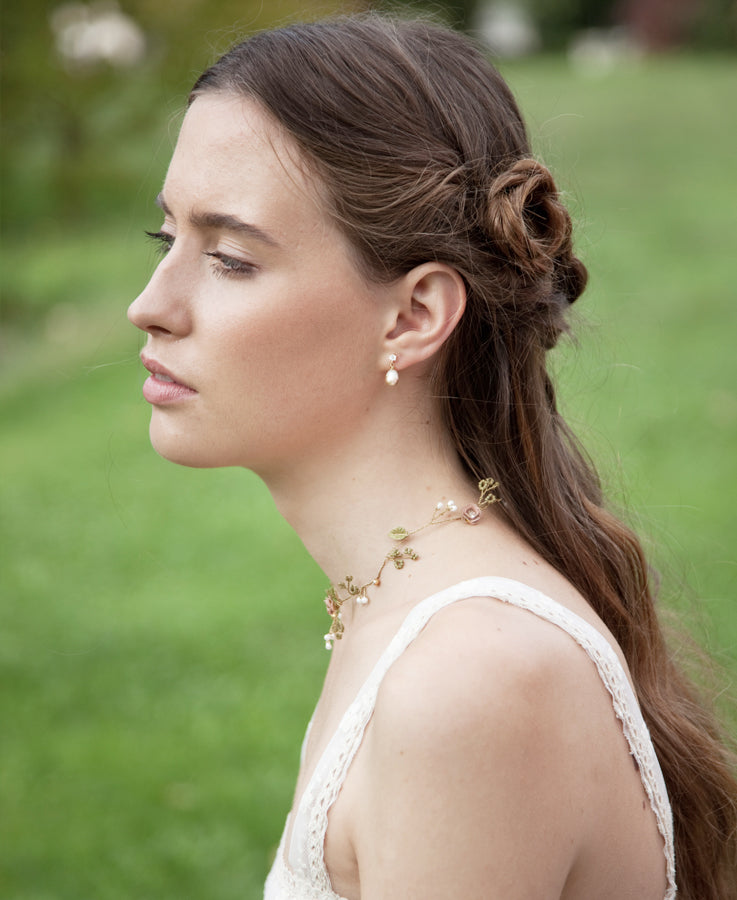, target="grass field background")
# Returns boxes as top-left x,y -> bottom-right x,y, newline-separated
2,54 -> 736,898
